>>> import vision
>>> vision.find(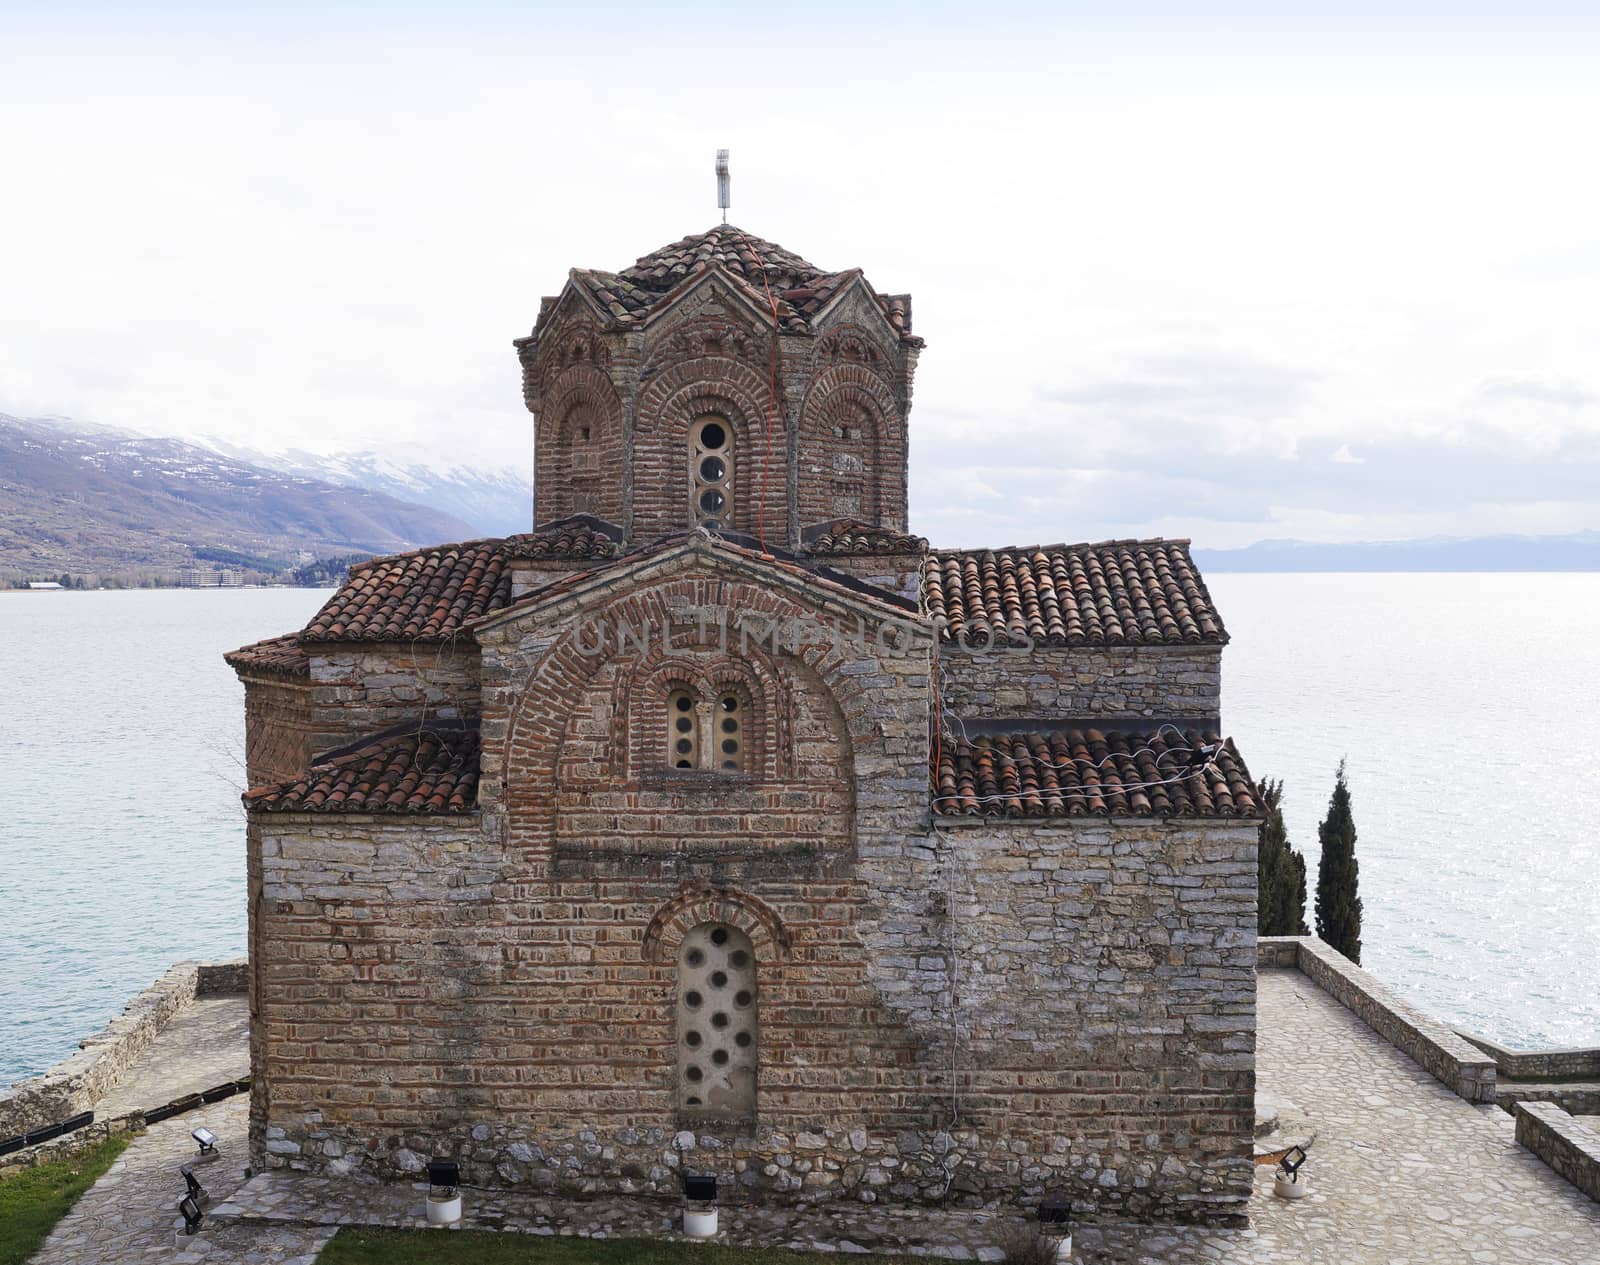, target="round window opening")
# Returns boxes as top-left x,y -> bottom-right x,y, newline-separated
699,421 -> 727,450
699,455 -> 726,481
